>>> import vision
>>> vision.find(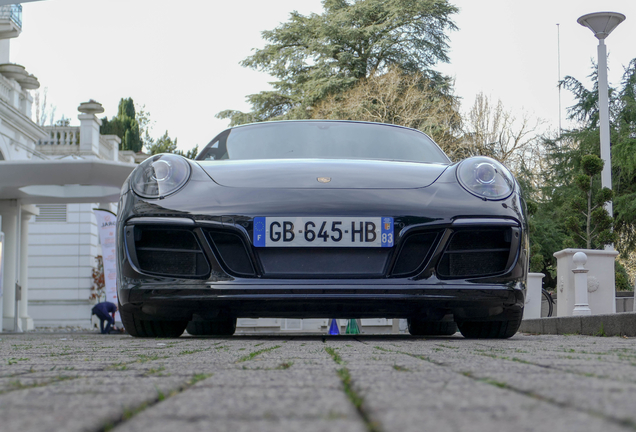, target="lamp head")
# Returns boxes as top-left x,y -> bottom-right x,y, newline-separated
578,12 -> 626,40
